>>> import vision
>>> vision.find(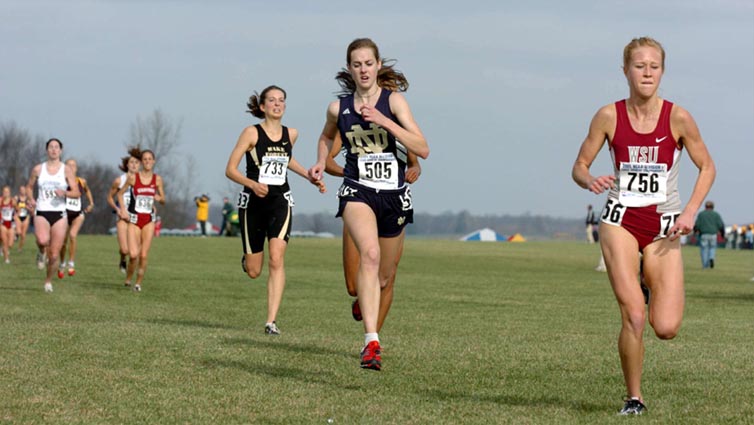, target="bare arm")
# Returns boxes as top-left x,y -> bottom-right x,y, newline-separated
309,101 -> 339,181
155,175 -> 165,205
63,165 -> 81,199
26,164 -> 40,209
362,92 -> 429,159
106,177 -> 121,211
116,174 -> 135,220
225,126 -> 269,198
324,130 -> 345,178
667,105 -> 715,240
572,104 -> 616,194
81,178 -> 95,212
